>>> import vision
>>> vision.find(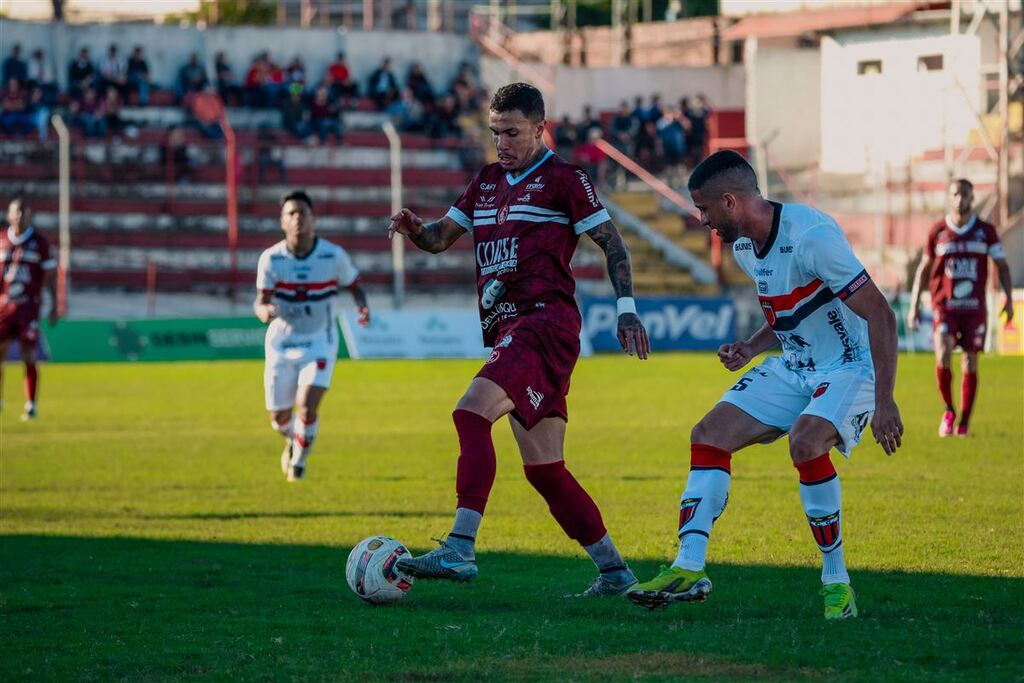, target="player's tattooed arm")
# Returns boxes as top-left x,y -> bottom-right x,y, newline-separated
587,221 -> 635,298
387,209 -> 466,254
587,221 -> 651,359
